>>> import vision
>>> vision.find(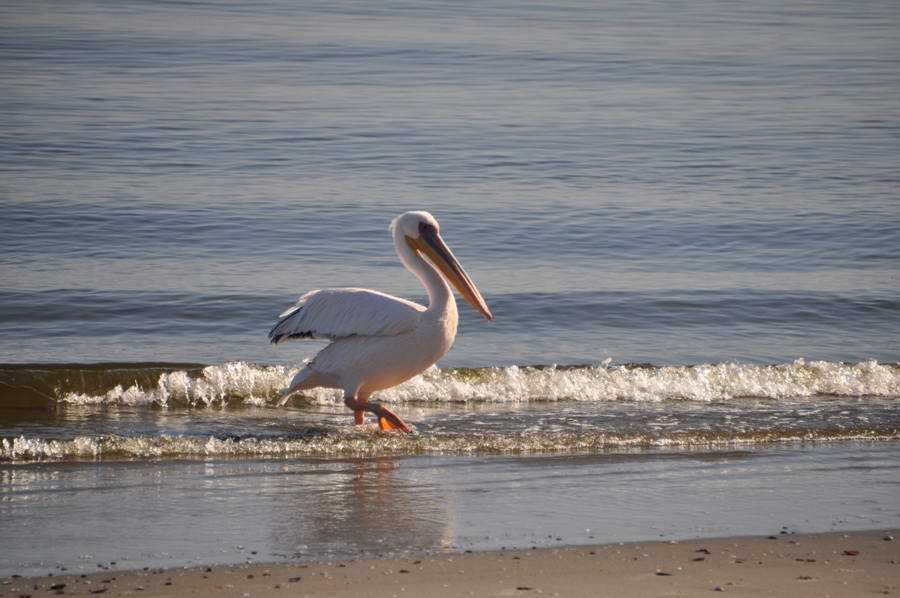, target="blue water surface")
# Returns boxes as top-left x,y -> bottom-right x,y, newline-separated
2,0 -> 898,366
